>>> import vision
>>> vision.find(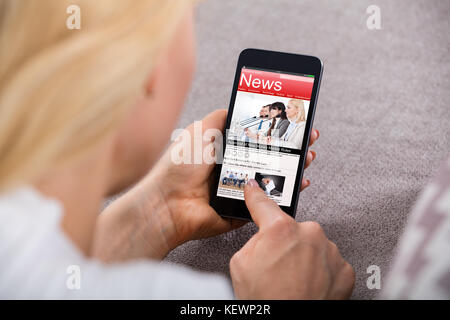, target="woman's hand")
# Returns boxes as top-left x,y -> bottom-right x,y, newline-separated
148,109 -> 319,246
230,180 -> 354,299
92,109 -> 319,262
